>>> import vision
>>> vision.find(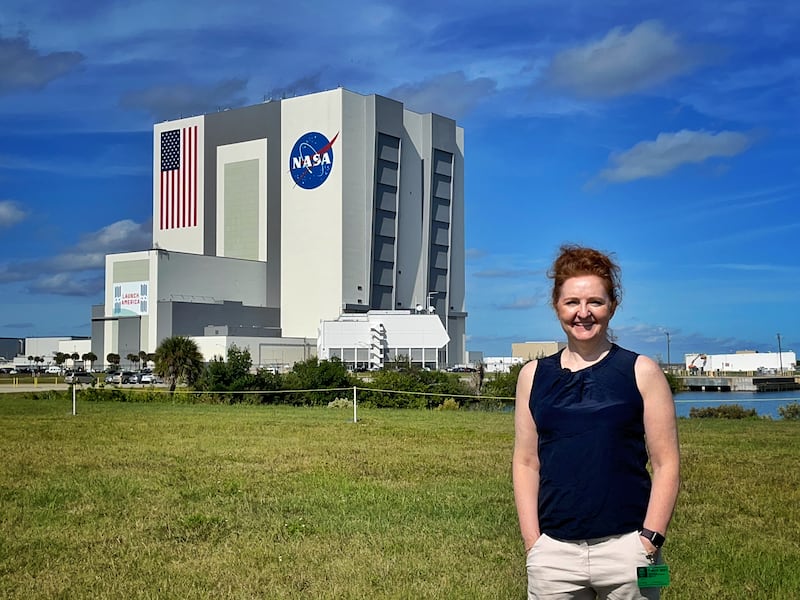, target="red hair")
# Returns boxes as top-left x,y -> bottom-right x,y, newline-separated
548,244 -> 621,311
